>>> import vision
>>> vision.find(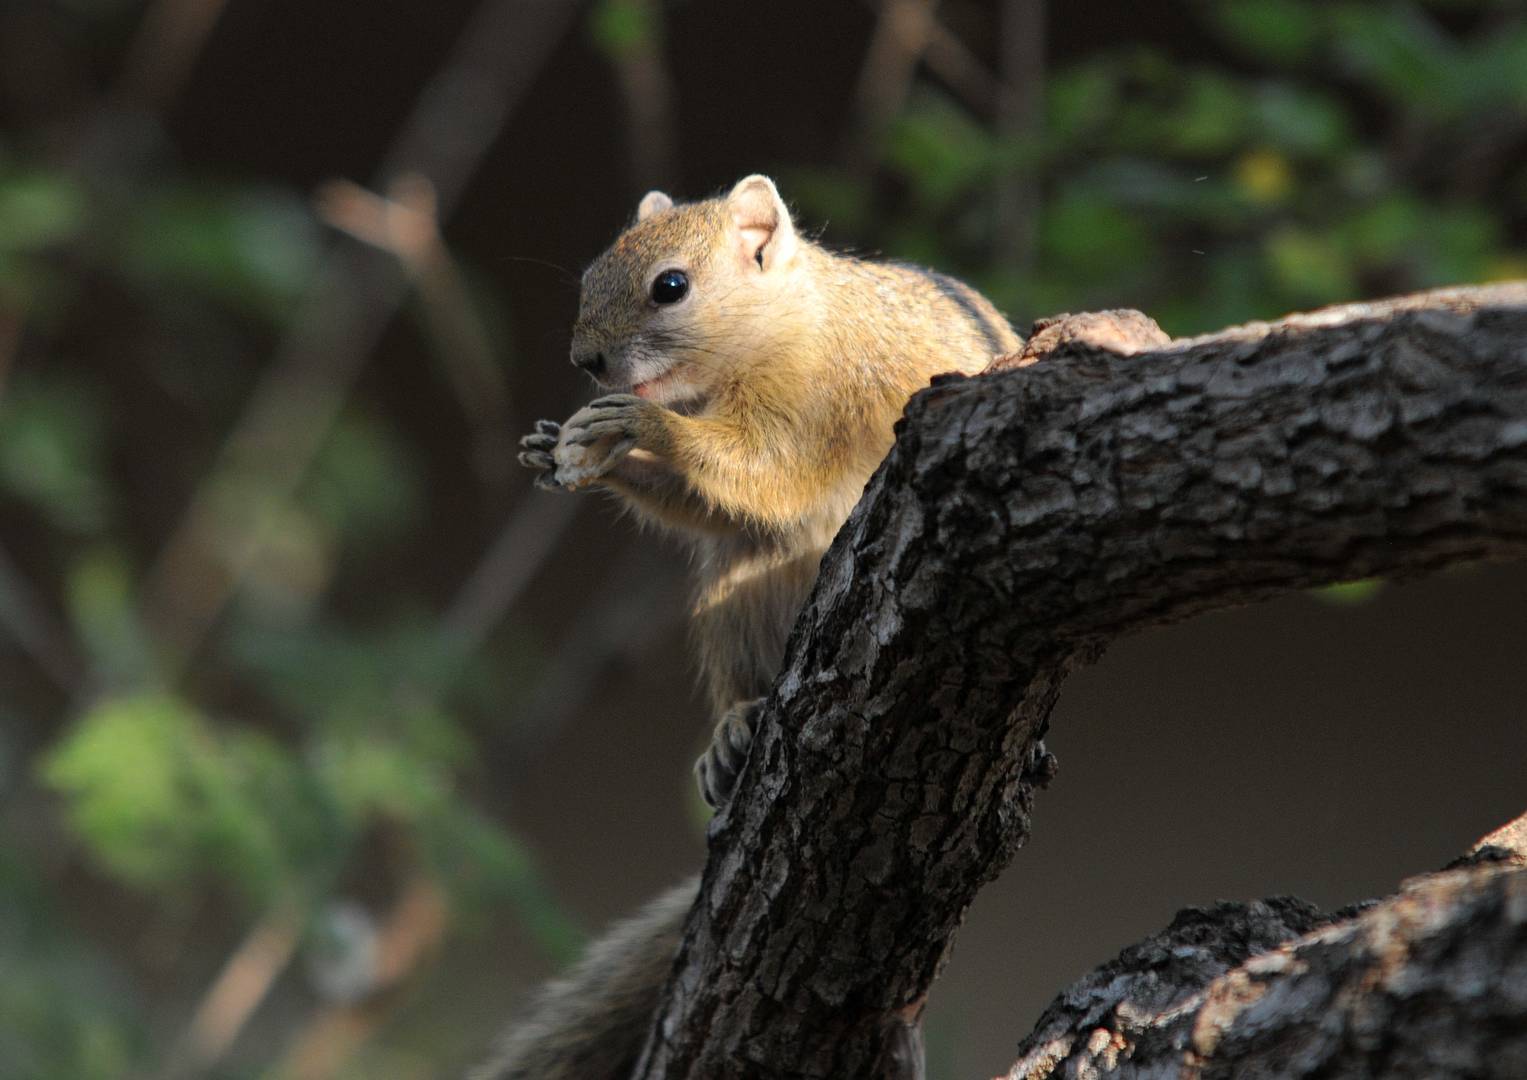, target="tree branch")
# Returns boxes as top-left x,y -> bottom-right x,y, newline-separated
1007,814 -> 1527,1078
632,282 -> 1527,1078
